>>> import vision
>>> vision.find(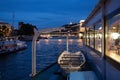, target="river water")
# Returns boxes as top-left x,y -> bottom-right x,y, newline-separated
0,39 -> 83,80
